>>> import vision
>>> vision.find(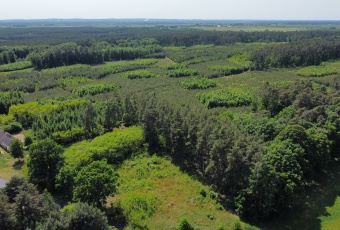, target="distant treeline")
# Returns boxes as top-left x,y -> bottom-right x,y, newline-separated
251,37 -> 340,69
1,26 -> 340,46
